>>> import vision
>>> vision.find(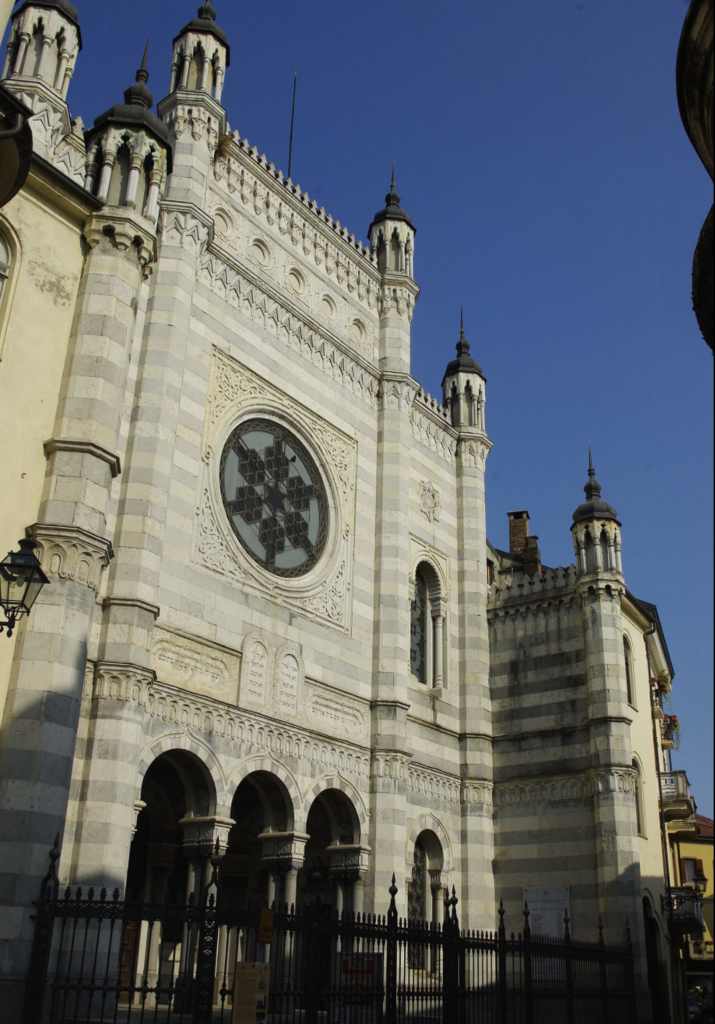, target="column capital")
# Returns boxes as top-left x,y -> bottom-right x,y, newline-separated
179,815 -> 234,857
327,843 -> 371,882
258,830 -> 309,873
27,522 -> 113,591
